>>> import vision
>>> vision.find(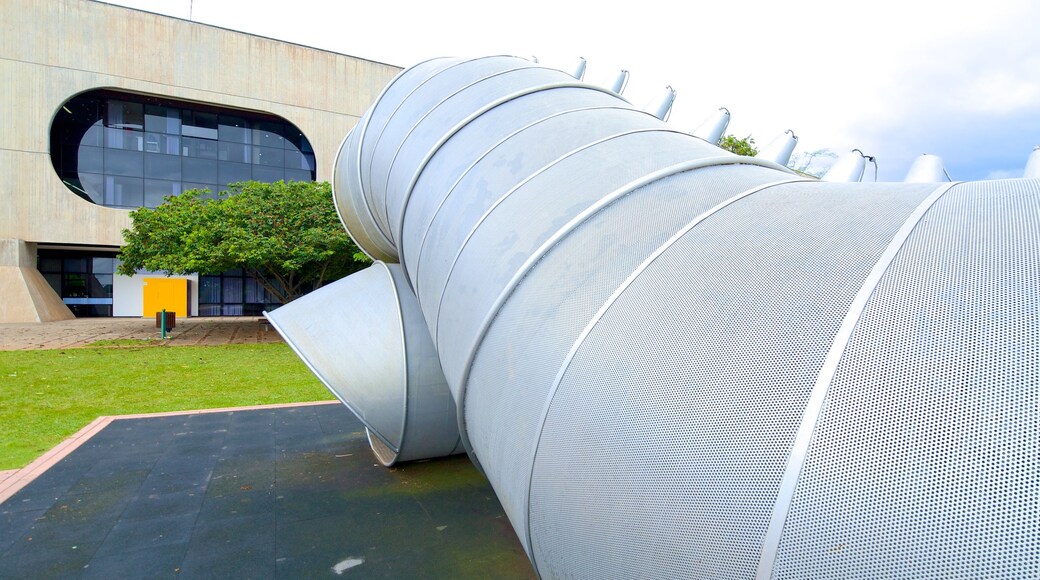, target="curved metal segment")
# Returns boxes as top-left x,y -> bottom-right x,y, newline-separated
265,262 -> 460,466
